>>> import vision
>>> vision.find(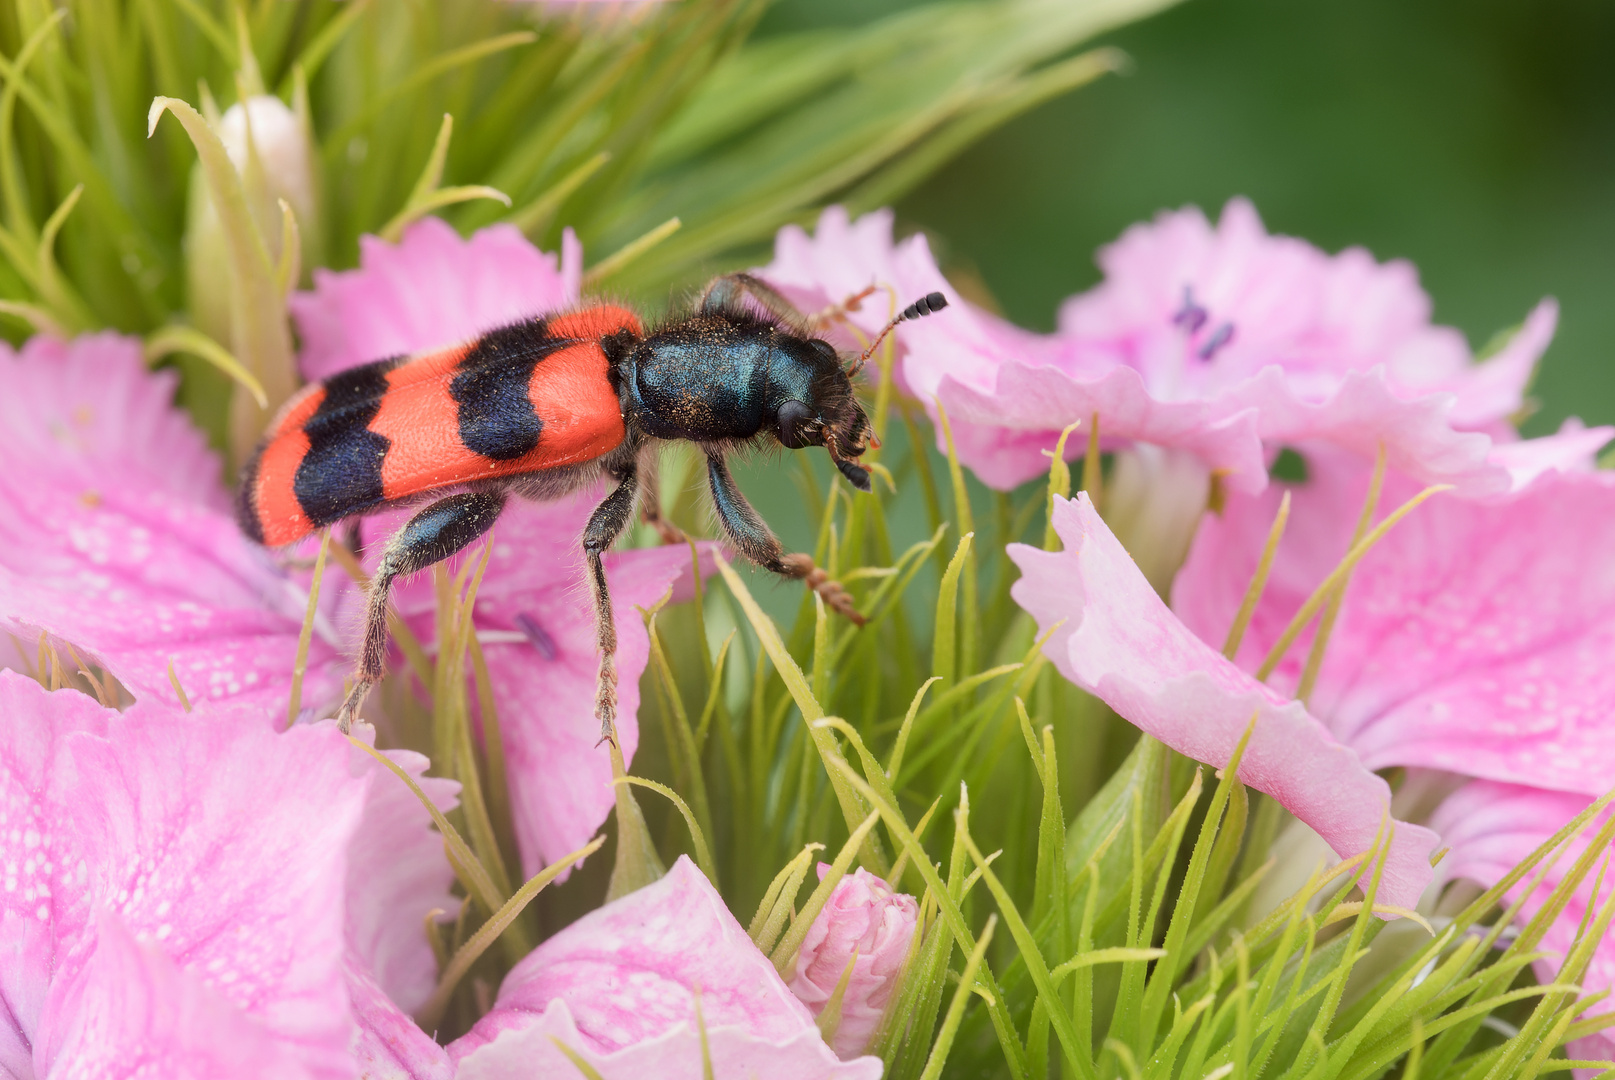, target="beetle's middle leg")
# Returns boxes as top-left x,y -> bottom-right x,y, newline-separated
335,491 -> 506,733
583,464 -> 642,743
635,443 -> 686,546
704,450 -> 864,625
